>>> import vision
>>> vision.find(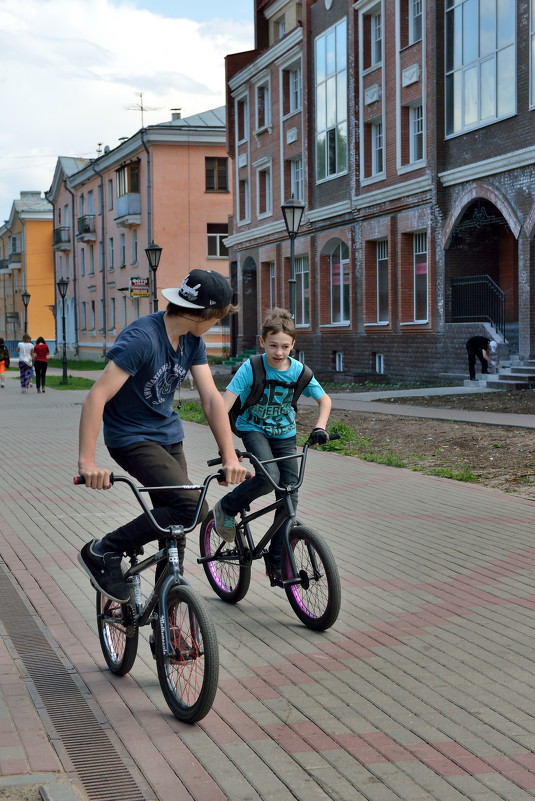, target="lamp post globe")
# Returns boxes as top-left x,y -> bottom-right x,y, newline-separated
281,196 -> 305,319
145,242 -> 162,313
56,277 -> 69,385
